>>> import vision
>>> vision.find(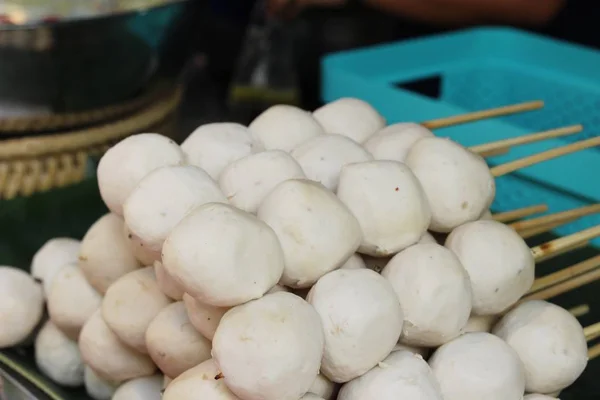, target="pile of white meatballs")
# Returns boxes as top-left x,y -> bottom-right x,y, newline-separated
0,98 -> 589,400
